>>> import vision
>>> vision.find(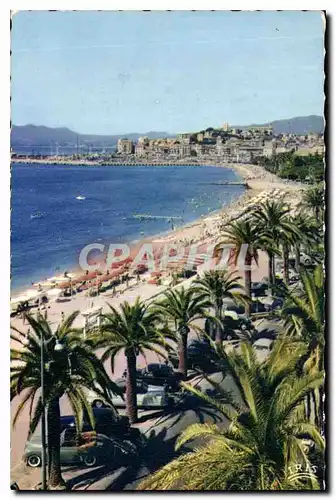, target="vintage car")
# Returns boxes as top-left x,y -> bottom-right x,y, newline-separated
24,428 -> 134,468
